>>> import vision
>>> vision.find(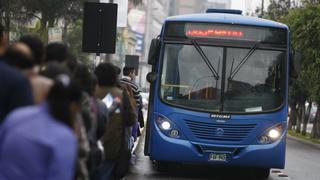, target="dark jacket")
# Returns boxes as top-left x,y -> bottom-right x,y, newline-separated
102,87 -> 136,160
0,60 -> 33,122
